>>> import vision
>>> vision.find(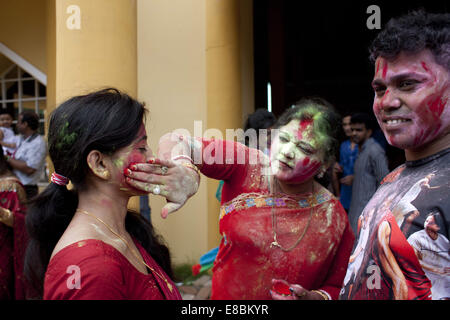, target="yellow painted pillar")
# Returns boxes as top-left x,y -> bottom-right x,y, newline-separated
46,0 -> 139,210
137,0 -> 252,264
205,0 -> 243,249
